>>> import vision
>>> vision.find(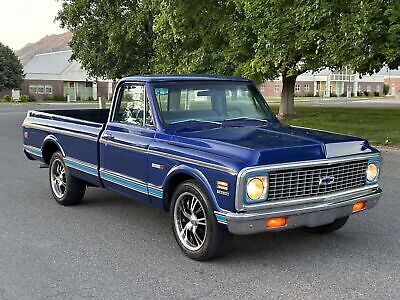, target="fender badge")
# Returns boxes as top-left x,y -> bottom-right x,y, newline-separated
151,163 -> 164,170
217,190 -> 230,196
